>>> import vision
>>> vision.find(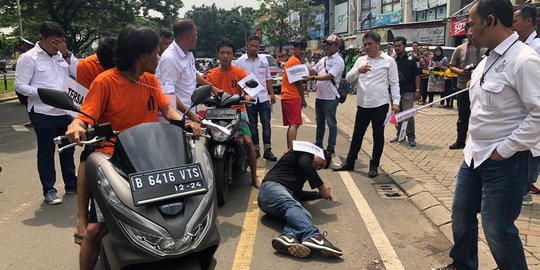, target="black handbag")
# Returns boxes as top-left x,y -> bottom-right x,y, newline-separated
324,58 -> 347,104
